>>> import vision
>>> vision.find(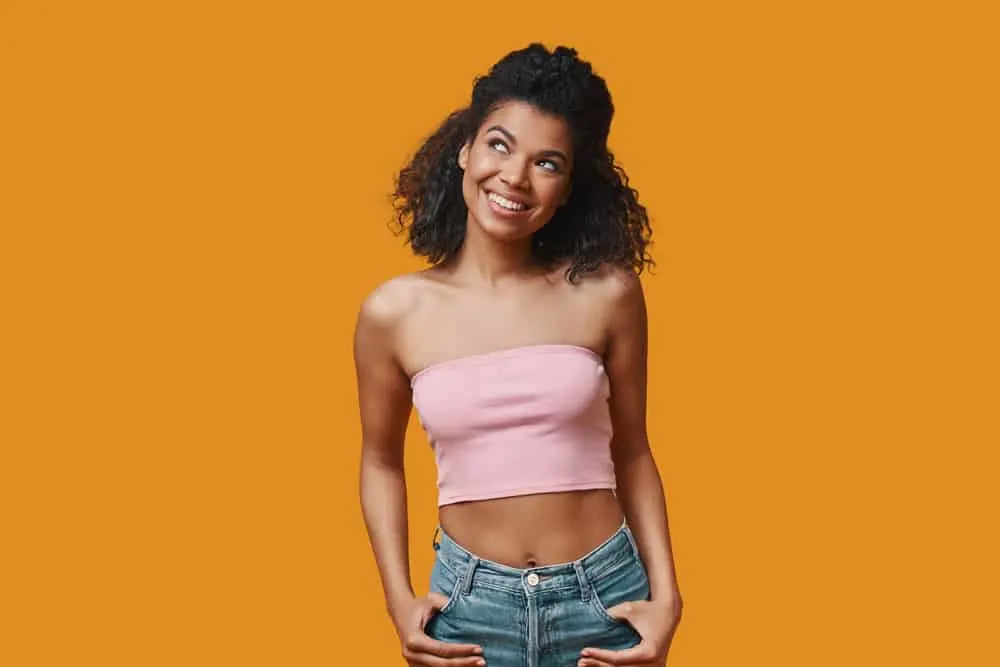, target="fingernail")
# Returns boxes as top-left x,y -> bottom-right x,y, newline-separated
477,660 -> 485,666
474,647 -> 484,655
